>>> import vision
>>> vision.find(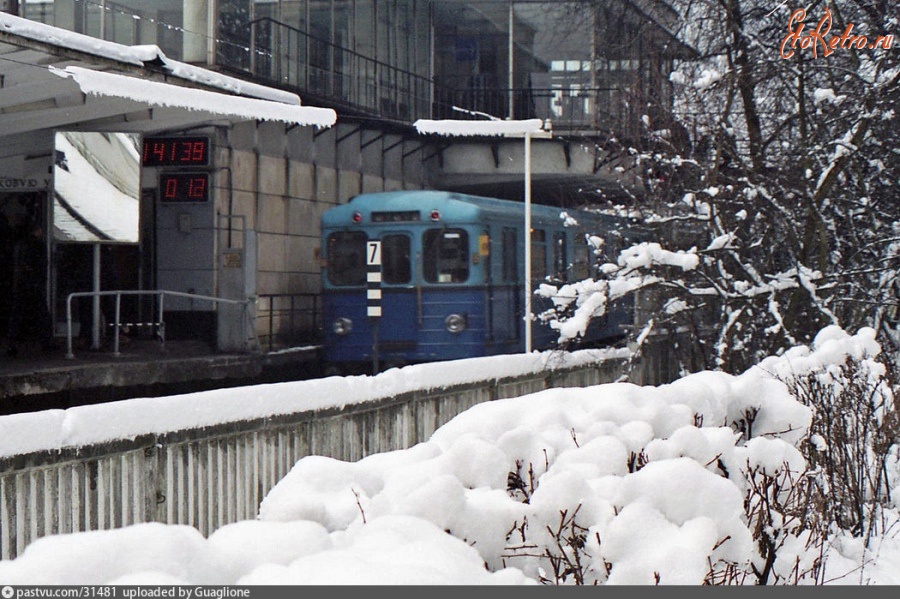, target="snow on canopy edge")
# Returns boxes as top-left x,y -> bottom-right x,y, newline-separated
0,13 -> 301,106
414,118 -> 545,137
152,51 -> 303,106
49,66 -> 337,128
0,12 -> 144,66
